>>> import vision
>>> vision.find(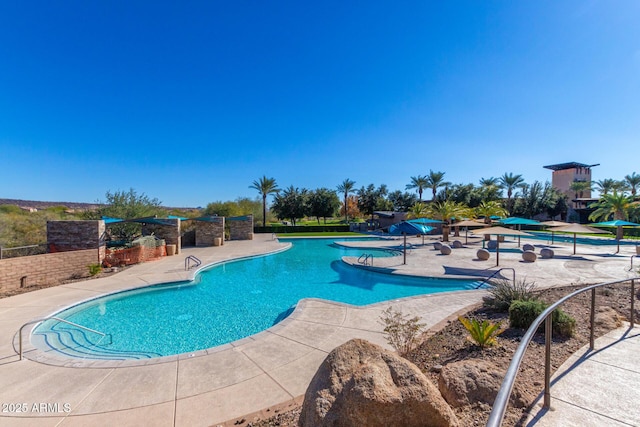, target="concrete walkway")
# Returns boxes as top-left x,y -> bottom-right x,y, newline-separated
526,324 -> 640,427
0,233 -> 637,426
